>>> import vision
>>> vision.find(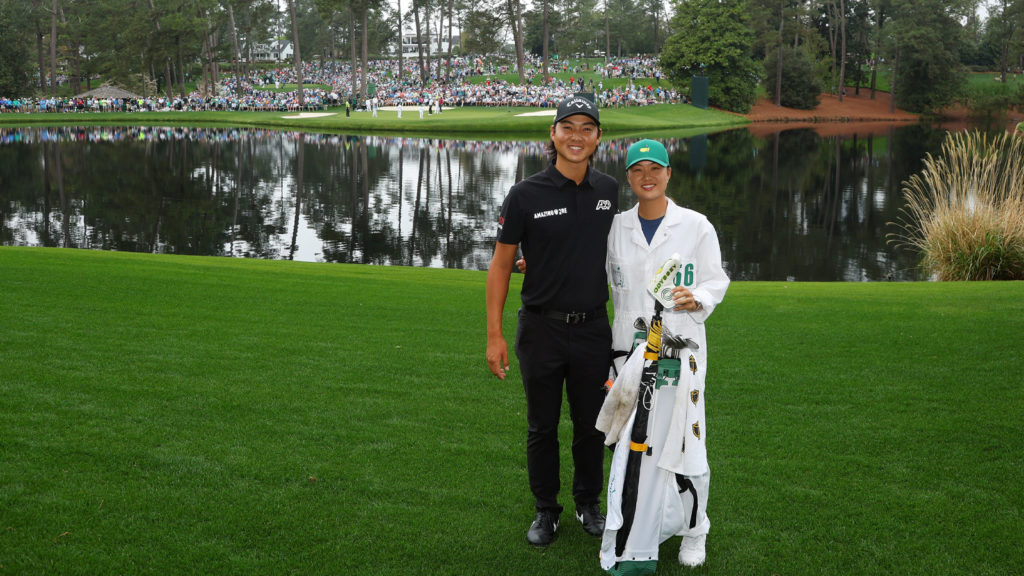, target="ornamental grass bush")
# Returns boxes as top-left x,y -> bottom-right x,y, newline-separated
889,130 -> 1024,280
